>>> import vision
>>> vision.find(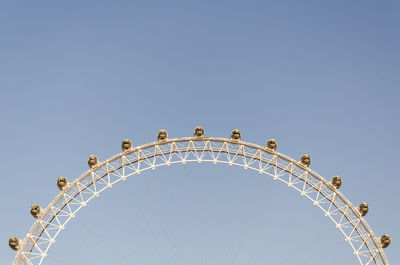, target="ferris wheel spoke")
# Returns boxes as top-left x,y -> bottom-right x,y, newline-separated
205,169 -> 217,265
80,197 -> 153,265
278,224 -> 336,265
244,179 -> 305,265
47,253 -> 84,265
47,252 -> 83,265
76,218 -> 132,265
220,210 -> 248,265
226,174 -> 267,265
331,250 -> 357,265
146,174 -> 185,265
277,208 -> 323,265
229,194 -> 263,265
302,238 -> 347,265
200,165 -> 215,265
220,171 -> 257,265
152,170 -> 192,265
49,218 -> 114,265
49,240 -> 94,265
227,218 -> 251,265
97,195 -> 155,265
211,166 -> 231,265
124,181 -> 174,265
182,164 -> 196,265
46,241 -> 94,265
199,165 -> 205,265
218,165 -> 252,265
